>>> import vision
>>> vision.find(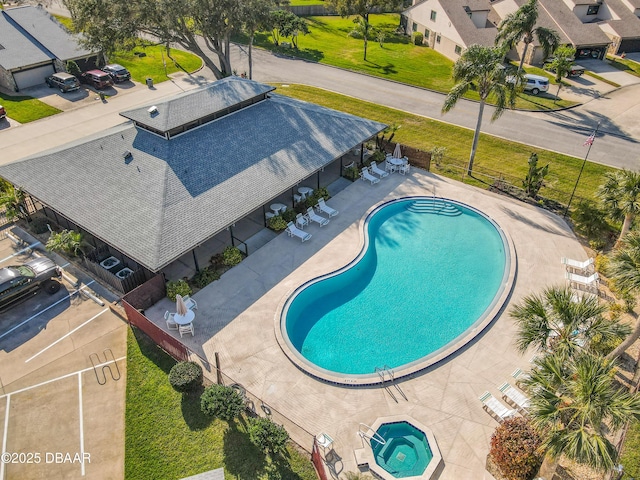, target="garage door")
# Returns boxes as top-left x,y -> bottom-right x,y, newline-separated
620,38 -> 640,53
13,64 -> 55,90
